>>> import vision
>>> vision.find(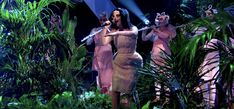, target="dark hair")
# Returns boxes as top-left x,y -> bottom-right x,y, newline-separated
109,8 -> 132,29
99,12 -> 107,20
